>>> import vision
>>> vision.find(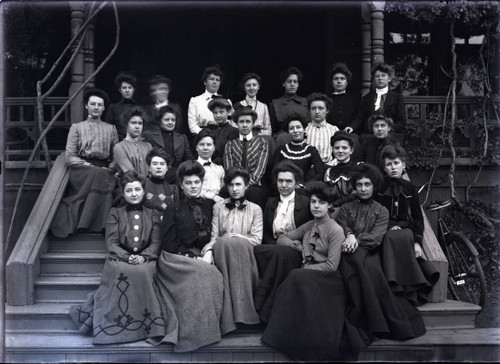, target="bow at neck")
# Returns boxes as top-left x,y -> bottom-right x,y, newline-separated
225,198 -> 247,210
281,95 -> 303,105
383,176 -> 405,197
